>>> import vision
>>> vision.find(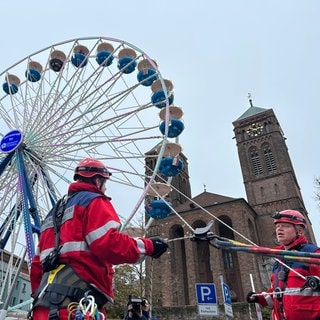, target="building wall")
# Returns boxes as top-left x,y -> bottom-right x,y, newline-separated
0,250 -> 31,312
146,199 -> 270,308
146,104 -> 316,311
